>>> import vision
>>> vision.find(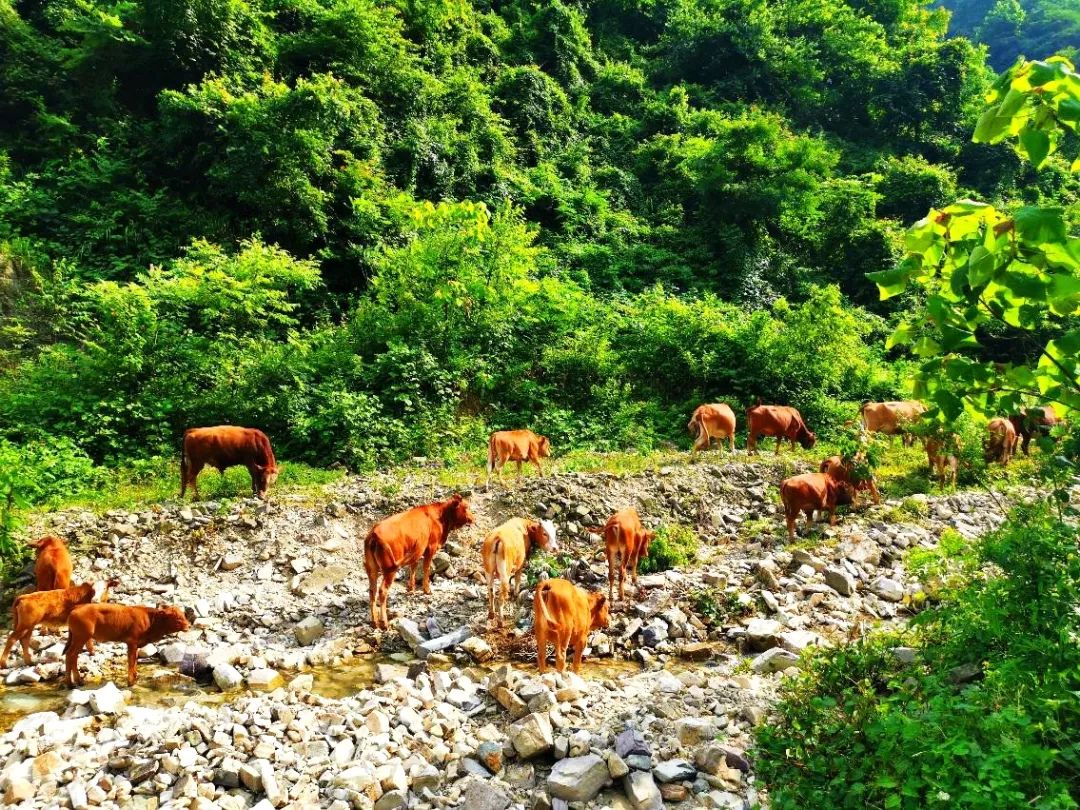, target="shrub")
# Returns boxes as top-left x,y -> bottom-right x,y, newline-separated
757,506 -> 1080,809
640,524 -> 698,573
